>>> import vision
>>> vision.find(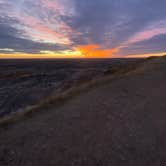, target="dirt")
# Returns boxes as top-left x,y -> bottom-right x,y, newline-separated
0,56 -> 166,166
